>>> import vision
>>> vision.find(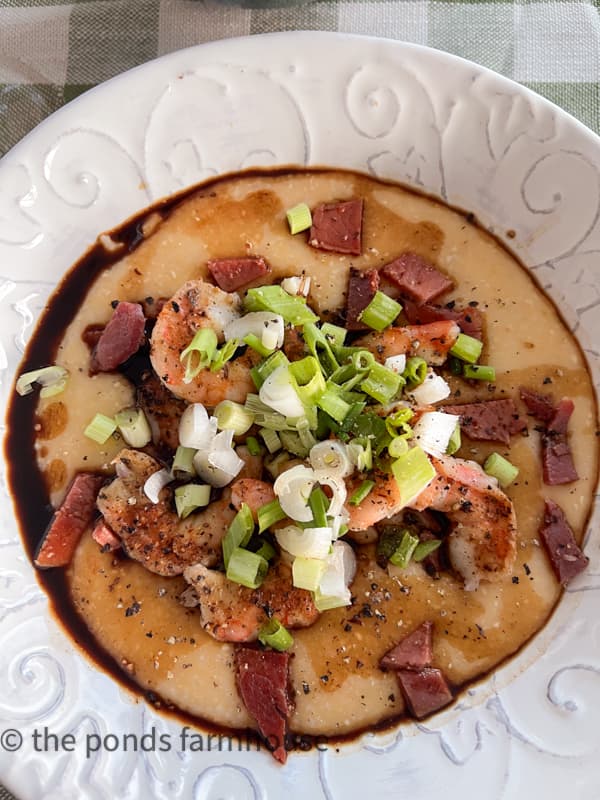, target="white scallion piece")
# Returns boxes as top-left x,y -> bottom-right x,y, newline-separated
259,365 -> 305,418
275,524 -> 332,560
281,275 -> 311,297
273,463 -> 317,522
193,429 -> 244,488
313,470 -> 347,517
411,411 -> 460,458
224,311 -> 285,350
16,365 -> 69,397
309,440 -> 354,478
384,354 -> 407,374
179,403 -> 217,450
315,541 -> 356,610
143,468 -> 173,504
408,369 -> 451,406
